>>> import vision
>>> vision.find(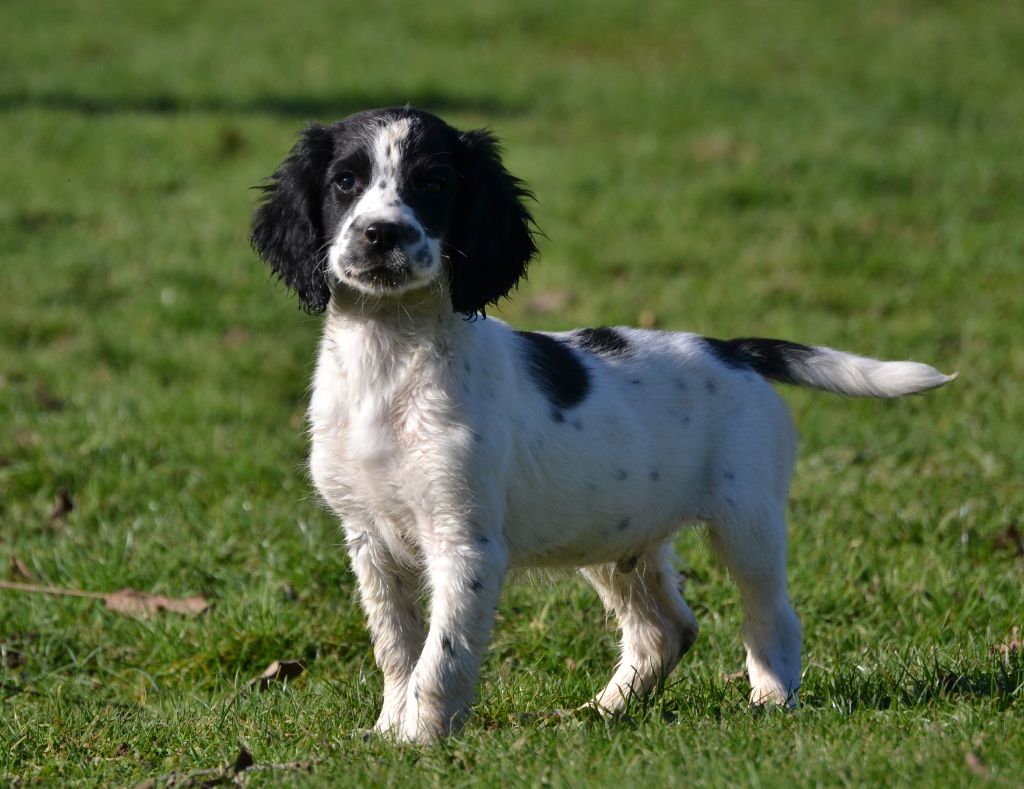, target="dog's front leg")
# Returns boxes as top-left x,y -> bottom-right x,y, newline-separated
345,528 -> 425,735
398,531 -> 506,743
